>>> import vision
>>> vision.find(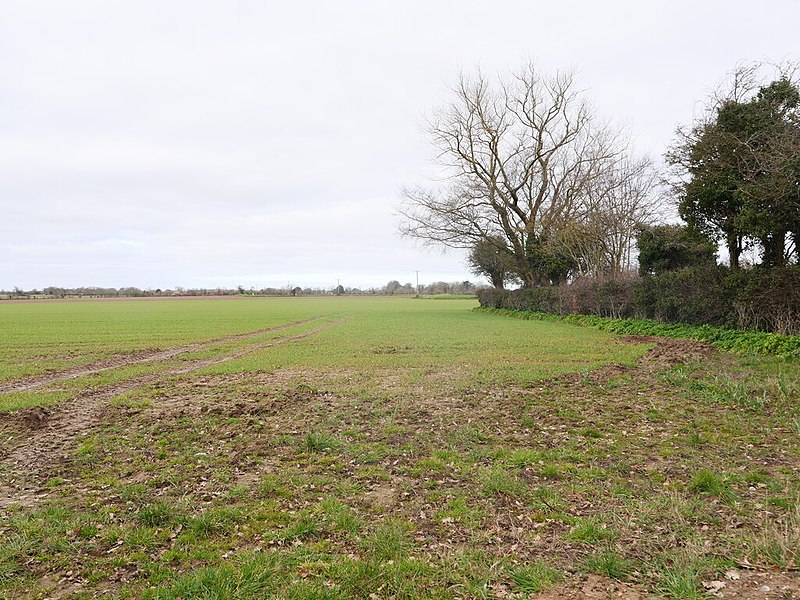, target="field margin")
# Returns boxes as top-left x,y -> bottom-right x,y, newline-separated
475,307 -> 800,357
